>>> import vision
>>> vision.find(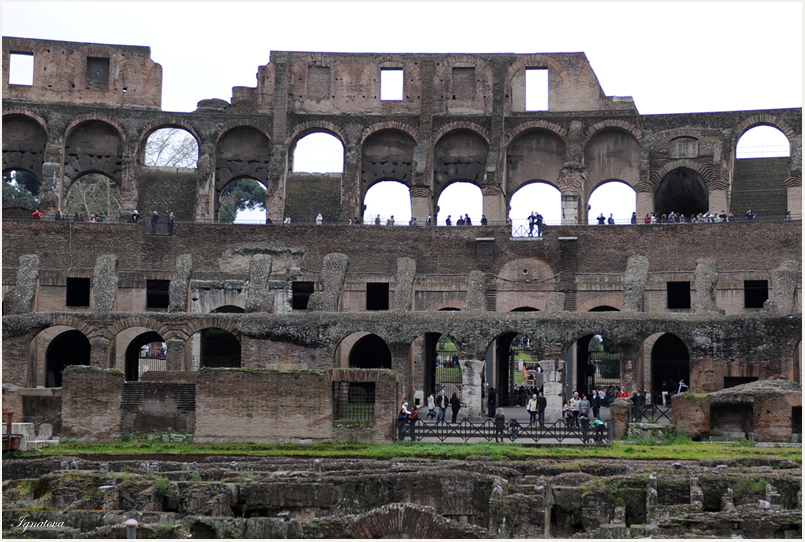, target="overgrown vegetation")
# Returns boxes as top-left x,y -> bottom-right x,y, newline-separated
624,425 -> 693,446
